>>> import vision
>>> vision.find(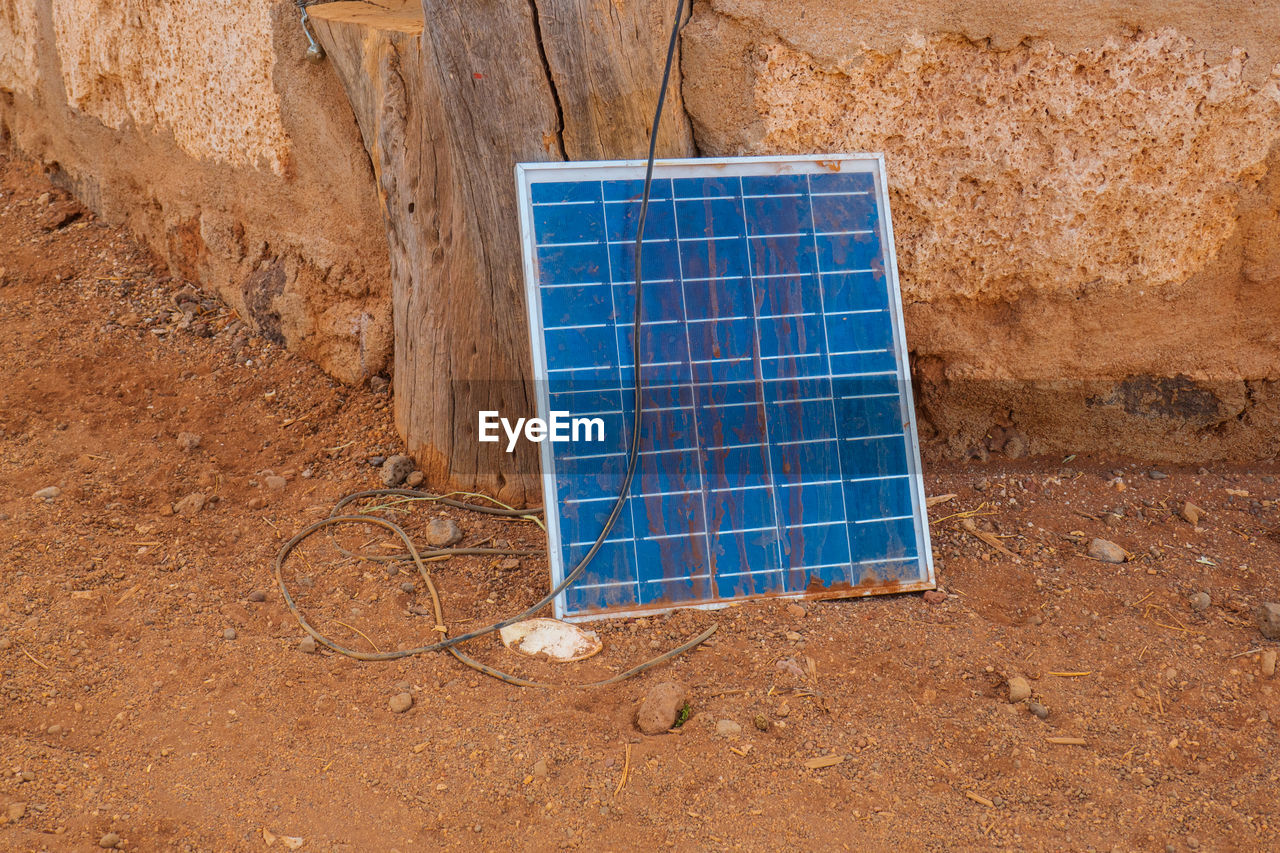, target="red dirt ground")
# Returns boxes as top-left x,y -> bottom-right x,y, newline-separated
1,154 -> 1278,851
